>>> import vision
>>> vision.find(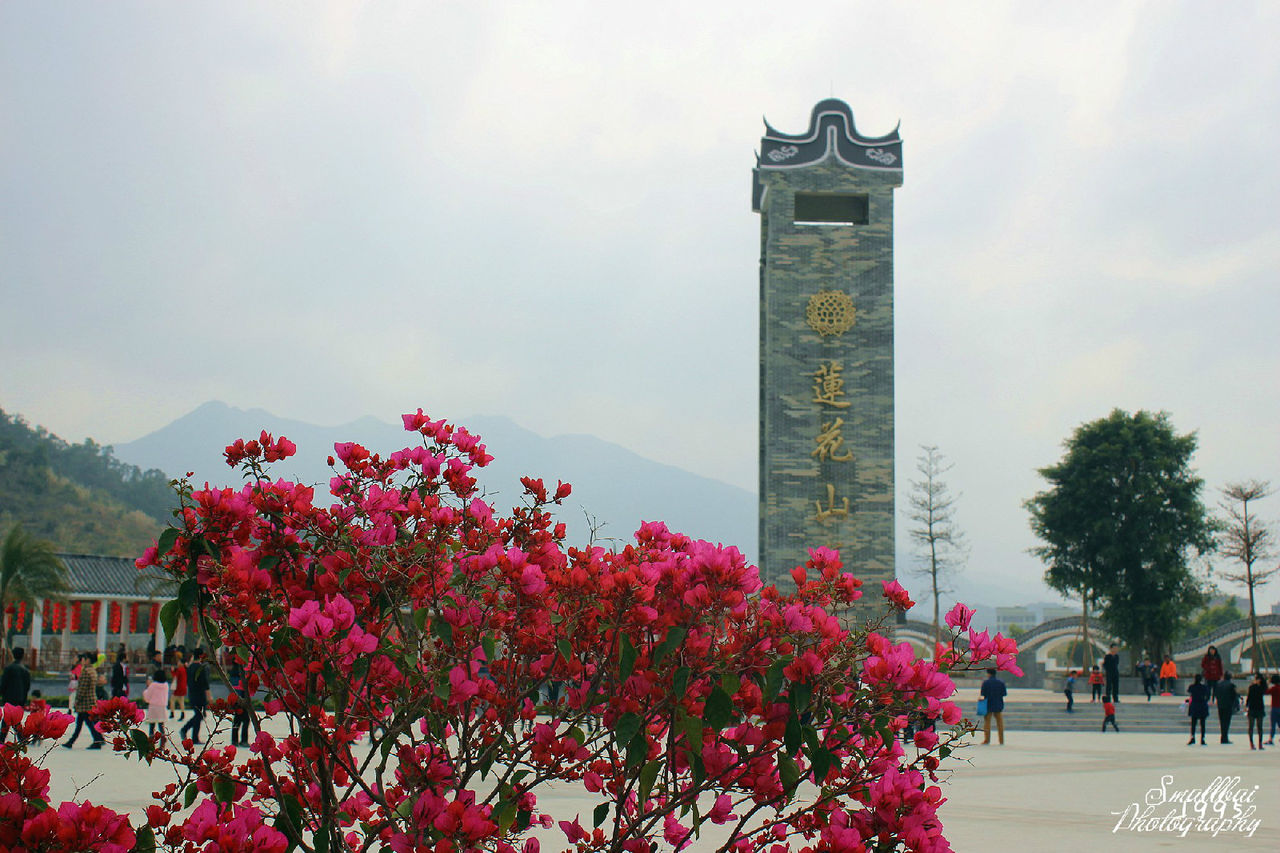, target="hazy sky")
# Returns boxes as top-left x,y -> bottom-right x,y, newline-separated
3,3 -> 1278,609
